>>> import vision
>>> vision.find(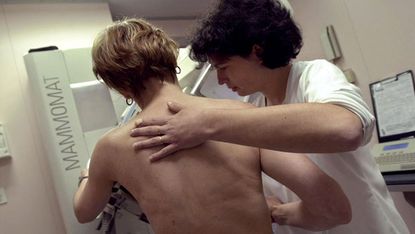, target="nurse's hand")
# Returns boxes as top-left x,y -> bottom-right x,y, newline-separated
265,196 -> 284,223
130,101 -> 210,162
